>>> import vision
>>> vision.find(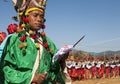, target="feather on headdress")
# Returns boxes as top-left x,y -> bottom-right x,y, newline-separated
12,0 -> 47,21
12,0 -> 47,12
